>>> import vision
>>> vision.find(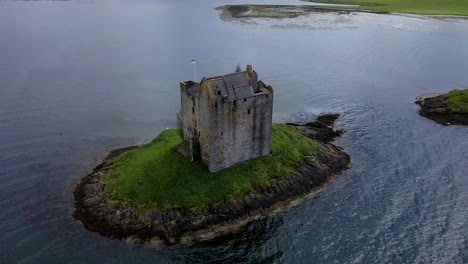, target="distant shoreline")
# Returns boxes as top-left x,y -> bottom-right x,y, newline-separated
216,4 -> 468,21
301,0 -> 468,17
216,5 -> 386,20
73,114 -> 351,244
